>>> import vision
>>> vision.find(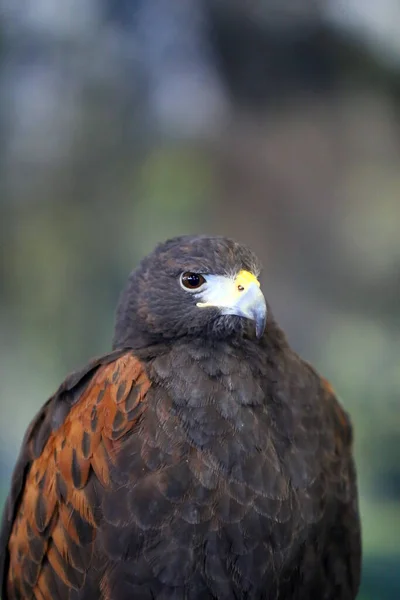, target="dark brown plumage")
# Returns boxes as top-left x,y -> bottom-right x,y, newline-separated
0,235 -> 361,599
